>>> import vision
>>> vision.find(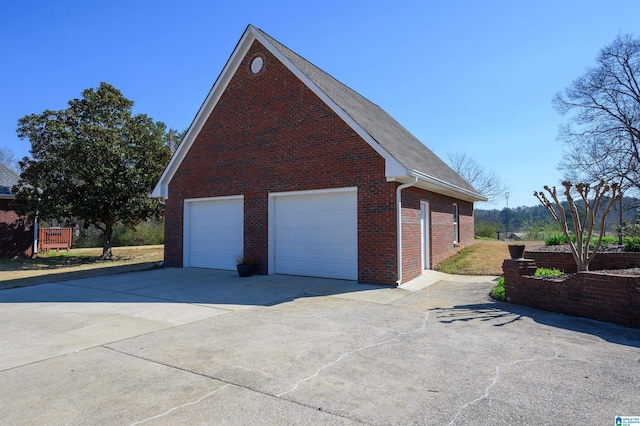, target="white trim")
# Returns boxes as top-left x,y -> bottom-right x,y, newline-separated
268,187 -> 357,275
151,25 -> 485,203
183,195 -> 244,268
388,171 -> 486,203
421,201 -> 430,270
151,25 -> 407,199
184,195 -> 244,203
395,177 -> 418,285
151,28 -> 257,199
453,203 -> 459,244
268,187 -> 357,198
